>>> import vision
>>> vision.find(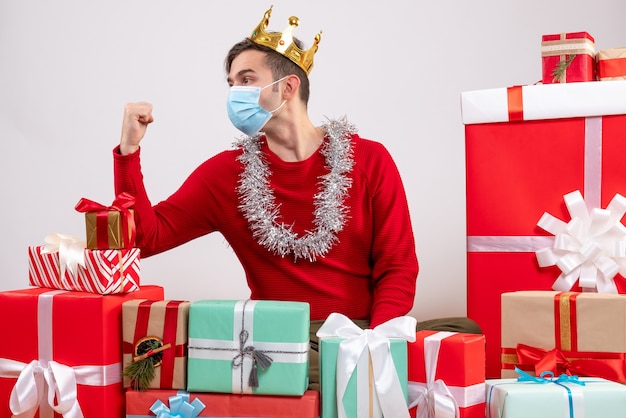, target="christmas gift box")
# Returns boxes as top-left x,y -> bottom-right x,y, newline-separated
316,313 -> 415,418
75,192 -> 136,250
597,47 -> 626,81
462,81 -> 626,378
501,291 -> 626,382
28,240 -> 141,294
486,370 -> 626,418
125,389 -> 320,417
122,300 -> 191,390
0,285 -> 164,418
407,331 -> 486,418
187,299 -> 310,396
541,32 -> 596,84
